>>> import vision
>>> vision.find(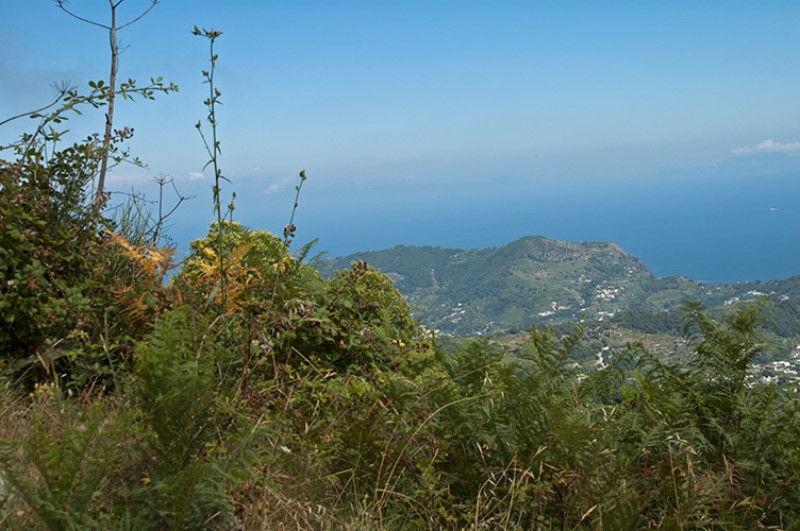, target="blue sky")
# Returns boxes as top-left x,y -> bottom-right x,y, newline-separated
2,1 -> 799,280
